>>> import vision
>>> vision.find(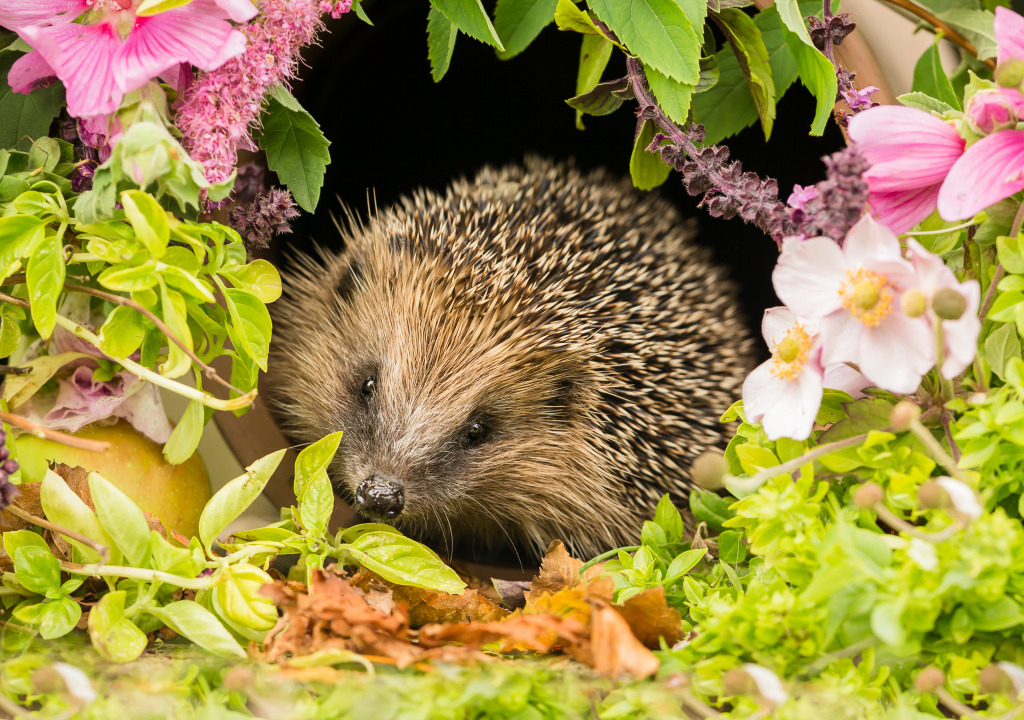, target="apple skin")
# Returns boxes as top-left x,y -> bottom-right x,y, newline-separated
14,420 -> 211,539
